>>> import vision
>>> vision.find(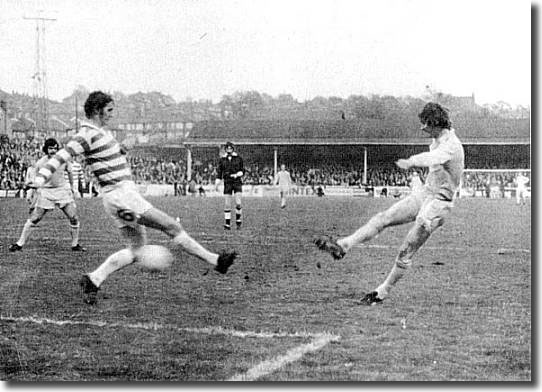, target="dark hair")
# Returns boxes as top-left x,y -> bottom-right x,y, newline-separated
42,138 -> 59,153
418,102 -> 452,129
84,91 -> 113,119
225,141 -> 234,149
